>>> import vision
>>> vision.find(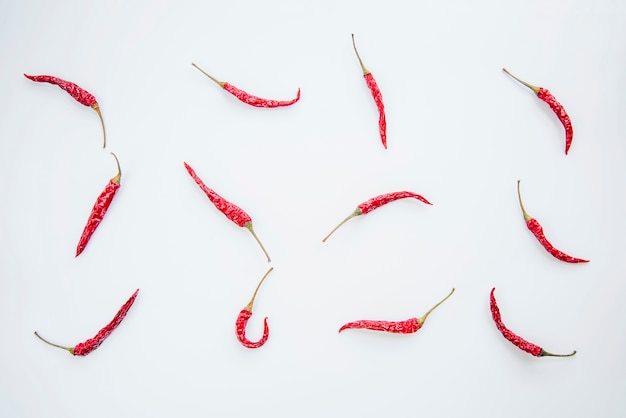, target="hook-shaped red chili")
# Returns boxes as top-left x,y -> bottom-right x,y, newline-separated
192,63 -> 300,108
184,162 -> 271,262
352,34 -> 387,149
24,73 -> 106,148
517,180 -> 588,263
236,267 -> 273,349
34,289 -> 139,356
490,288 -> 575,357
339,288 -> 454,334
323,191 -> 432,242
75,153 -> 122,257
503,68 -> 574,155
